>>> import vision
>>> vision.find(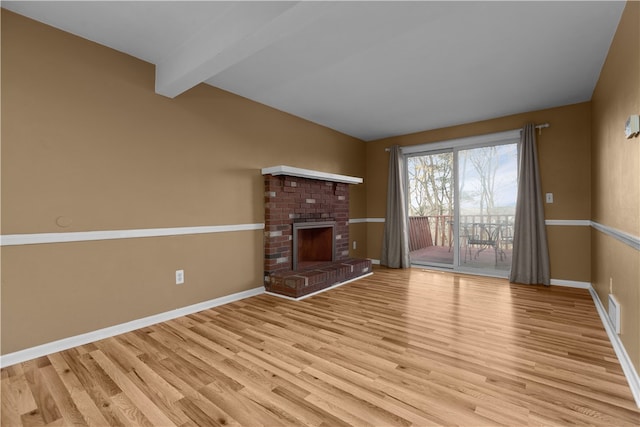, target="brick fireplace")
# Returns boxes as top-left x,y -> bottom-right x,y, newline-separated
262,166 -> 372,299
